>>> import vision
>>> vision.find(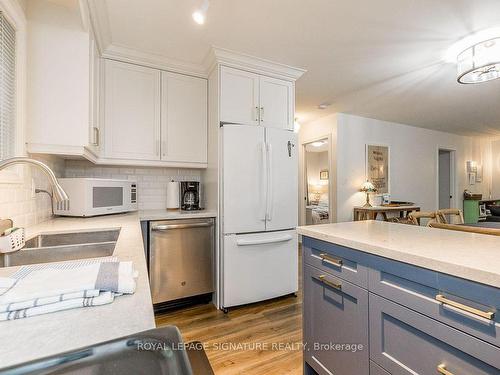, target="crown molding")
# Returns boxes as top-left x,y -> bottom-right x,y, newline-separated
86,0 -> 112,54
204,46 -> 306,81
